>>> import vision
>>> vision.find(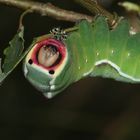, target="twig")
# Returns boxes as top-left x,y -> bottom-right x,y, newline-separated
0,0 -> 94,22
74,0 -> 116,25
